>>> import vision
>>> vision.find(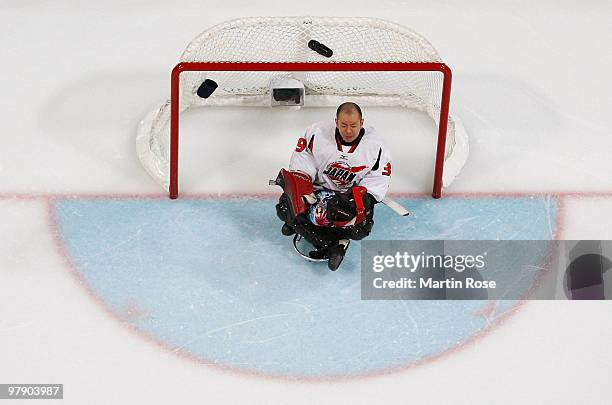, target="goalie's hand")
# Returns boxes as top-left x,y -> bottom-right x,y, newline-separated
273,169 -> 316,222
327,186 -> 375,226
